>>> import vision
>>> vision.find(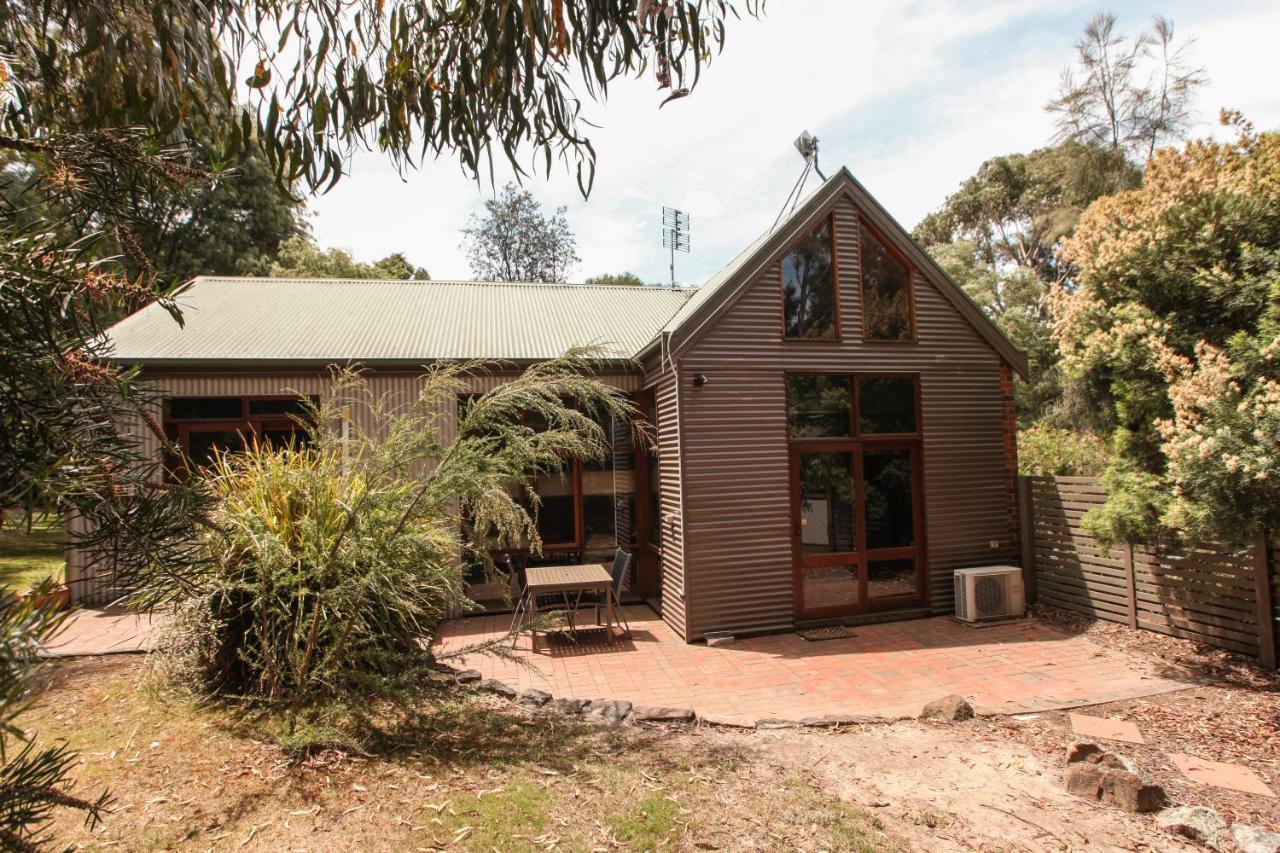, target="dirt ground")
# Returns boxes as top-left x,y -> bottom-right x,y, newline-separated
23,611 -> 1280,851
